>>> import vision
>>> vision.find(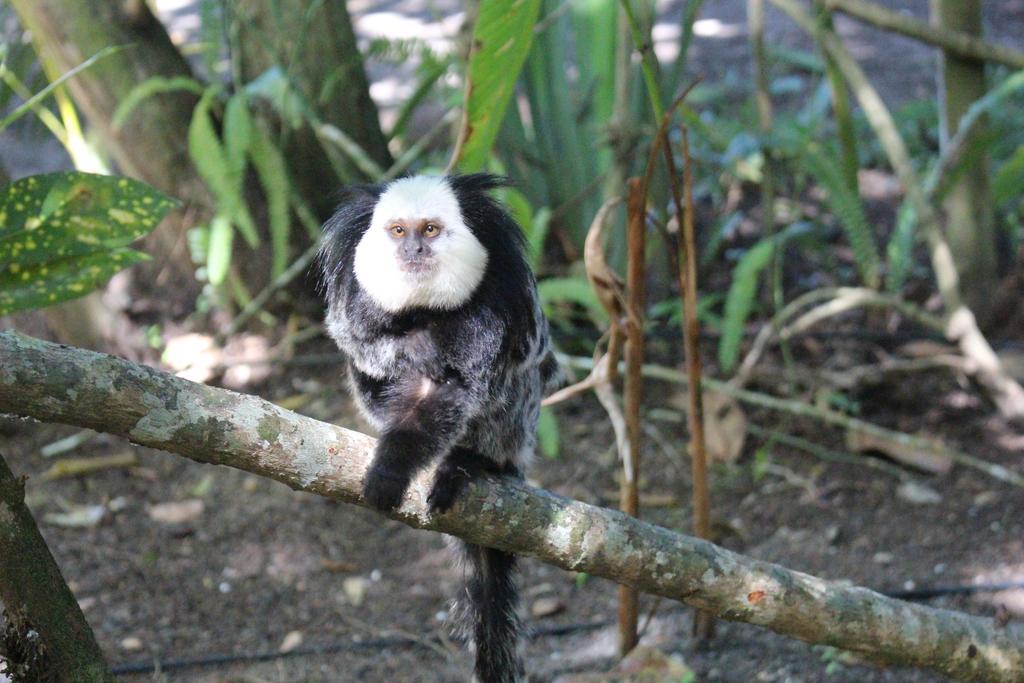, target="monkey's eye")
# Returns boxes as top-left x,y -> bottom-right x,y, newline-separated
389,225 -> 406,237
423,223 -> 441,238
